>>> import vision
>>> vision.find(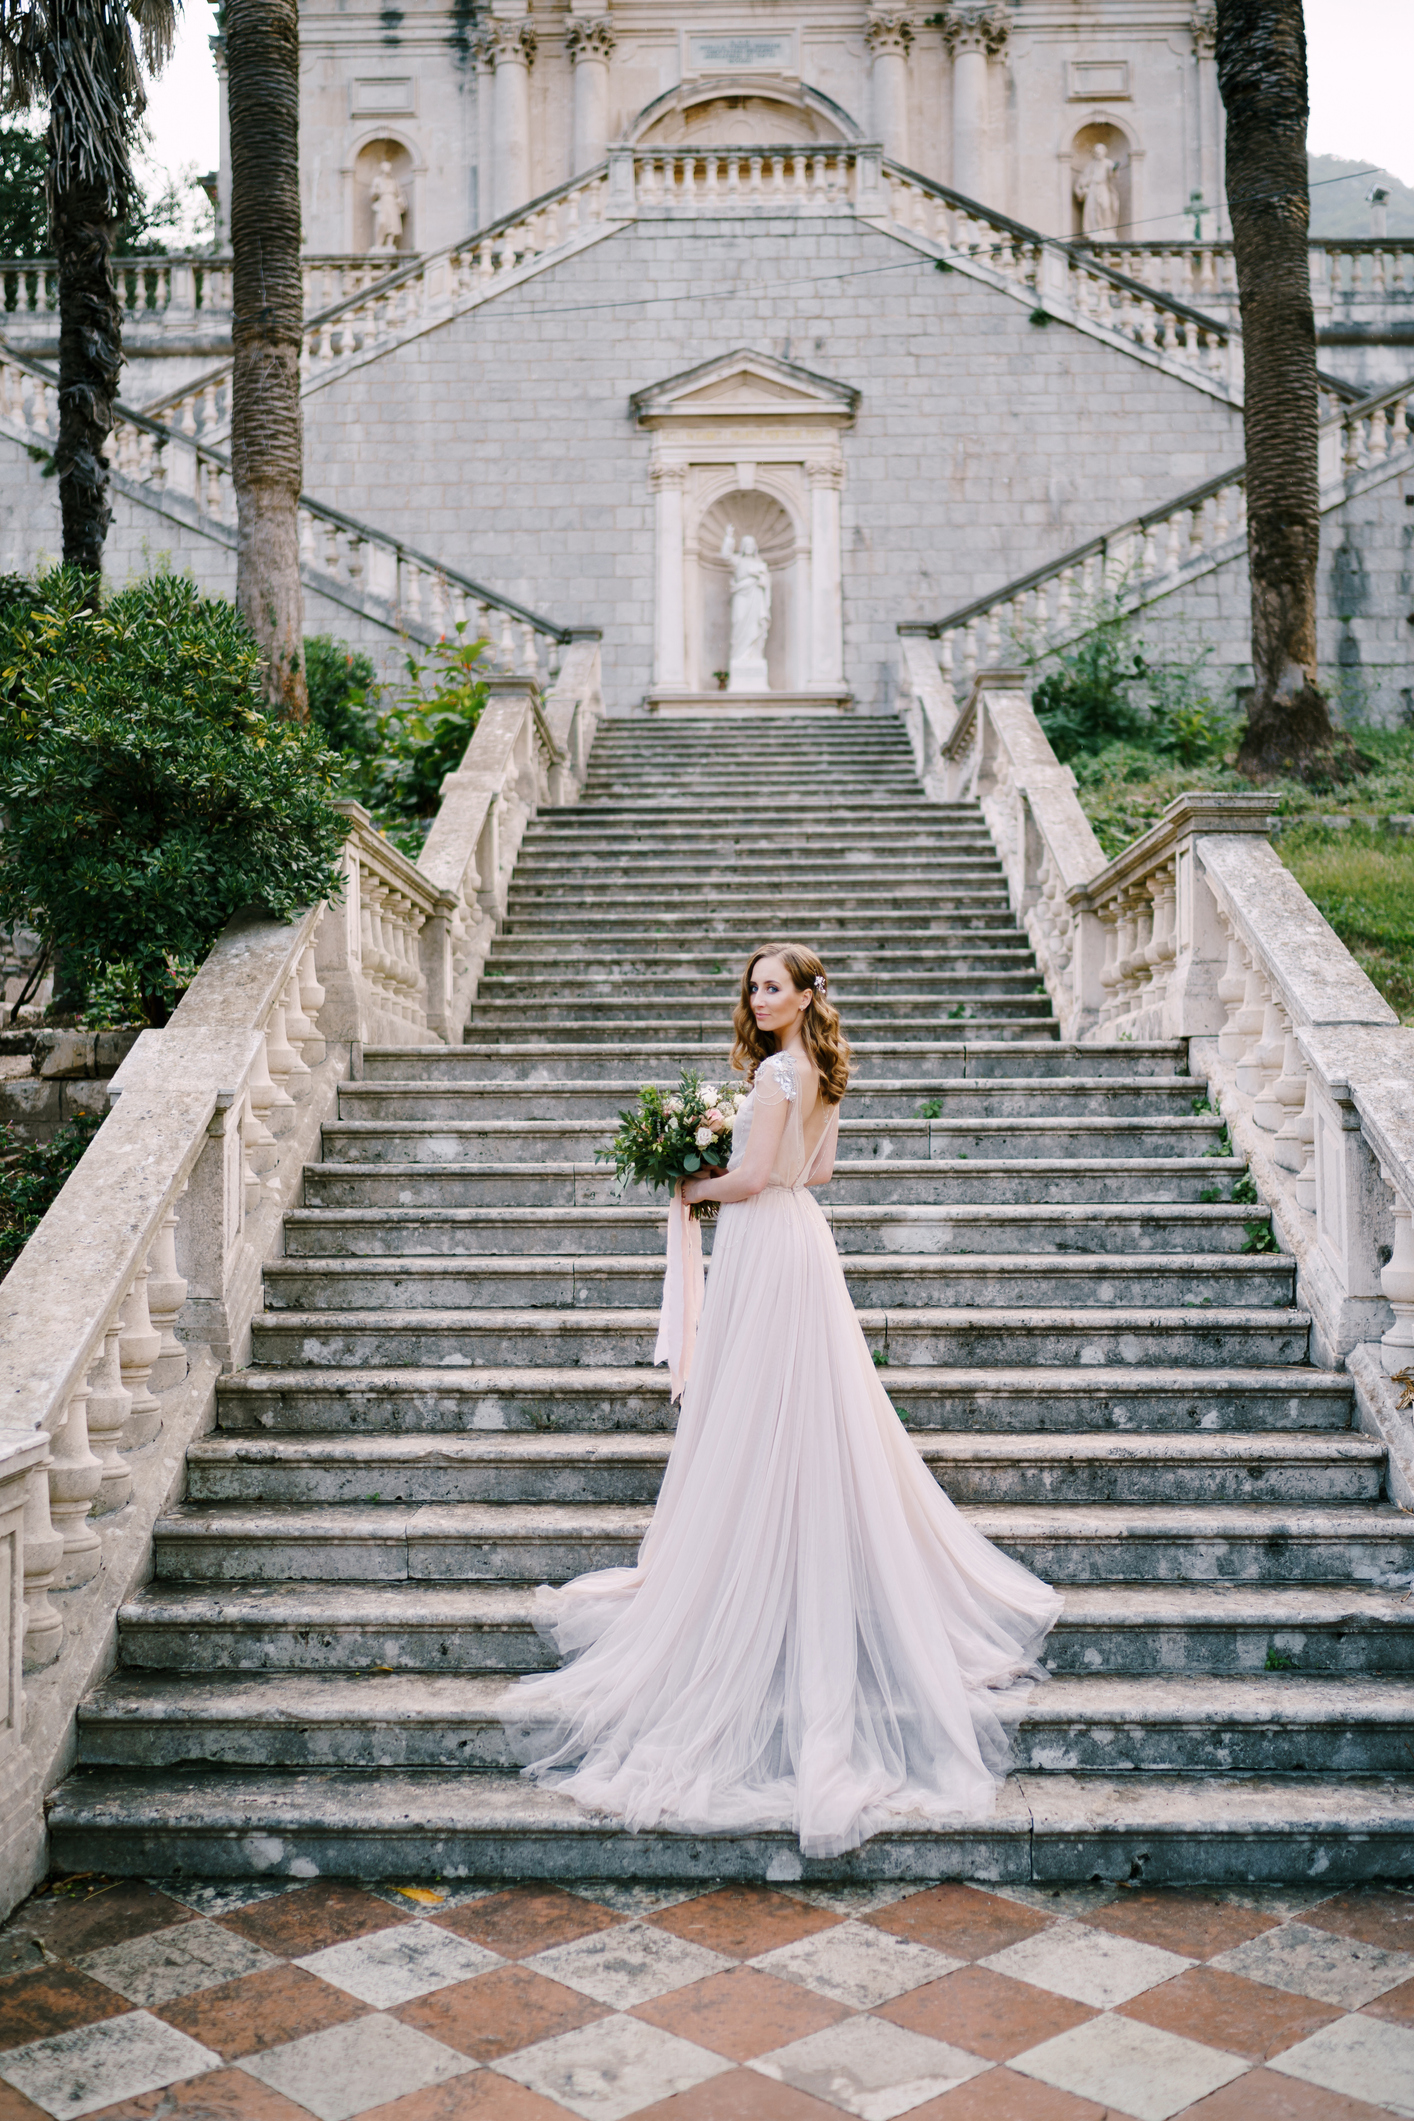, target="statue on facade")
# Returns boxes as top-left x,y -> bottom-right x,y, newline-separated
720,528 -> 772,691
1074,144 -> 1123,237
369,160 -> 407,252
